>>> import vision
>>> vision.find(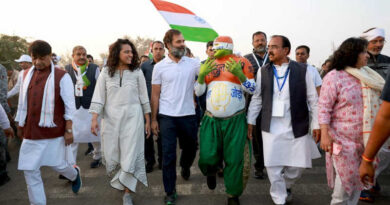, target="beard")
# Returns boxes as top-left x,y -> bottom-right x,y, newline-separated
254,45 -> 266,53
171,46 -> 186,58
